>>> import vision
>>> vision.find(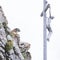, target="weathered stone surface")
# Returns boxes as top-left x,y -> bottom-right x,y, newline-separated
0,6 -> 31,60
